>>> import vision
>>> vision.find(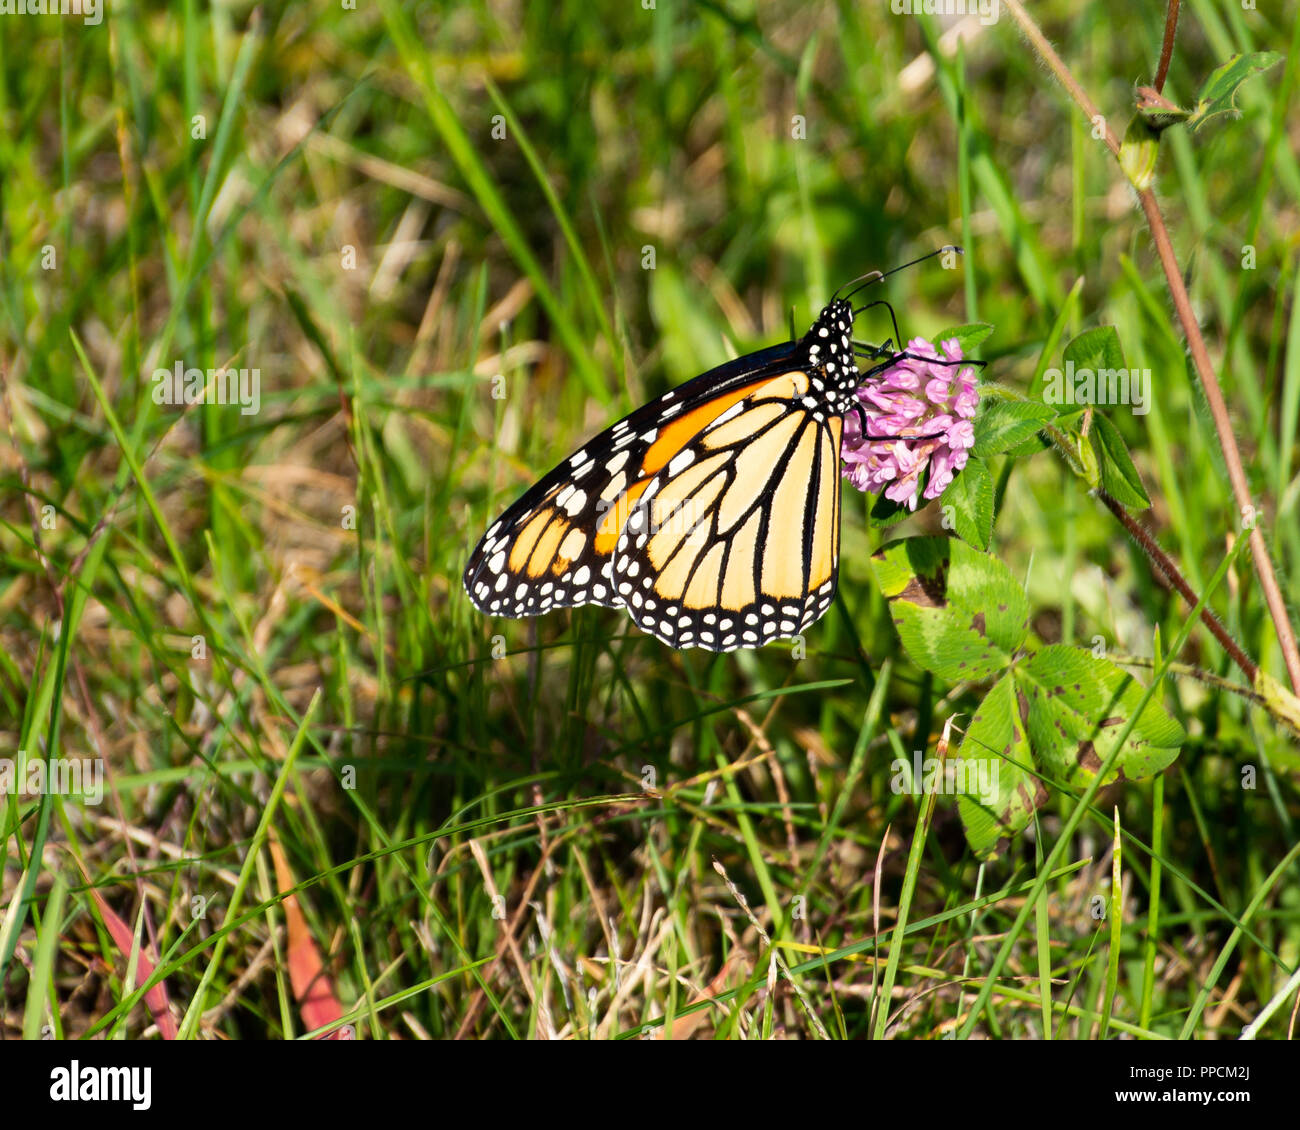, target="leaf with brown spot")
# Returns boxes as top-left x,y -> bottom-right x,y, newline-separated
870,537 -> 1028,682
955,674 -> 1043,858
899,574 -> 947,609
1075,740 -> 1102,772
1016,645 -> 1183,790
